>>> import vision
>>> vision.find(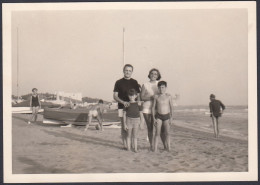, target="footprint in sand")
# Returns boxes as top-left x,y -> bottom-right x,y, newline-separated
166,156 -> 174,160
